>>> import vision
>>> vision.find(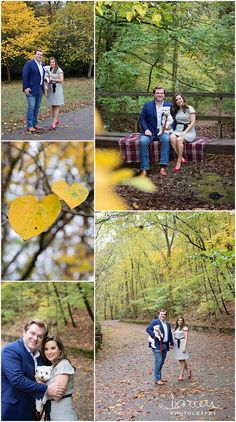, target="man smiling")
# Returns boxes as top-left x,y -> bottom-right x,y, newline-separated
2,319 -> 66,421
